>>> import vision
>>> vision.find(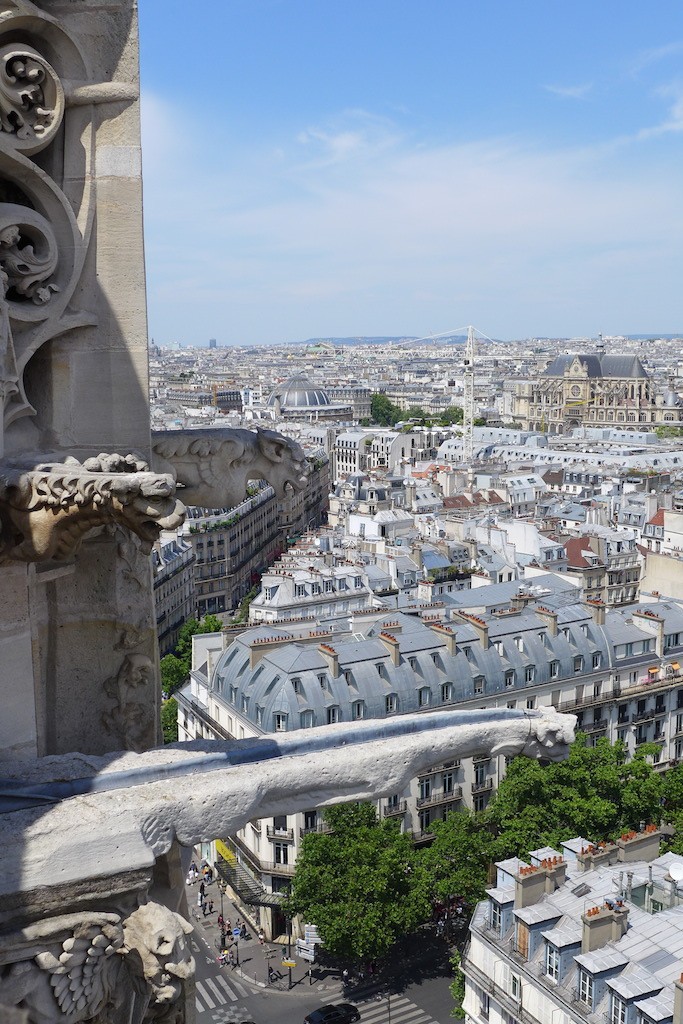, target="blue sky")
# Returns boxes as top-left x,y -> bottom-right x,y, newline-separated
139,2 -> 683,344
